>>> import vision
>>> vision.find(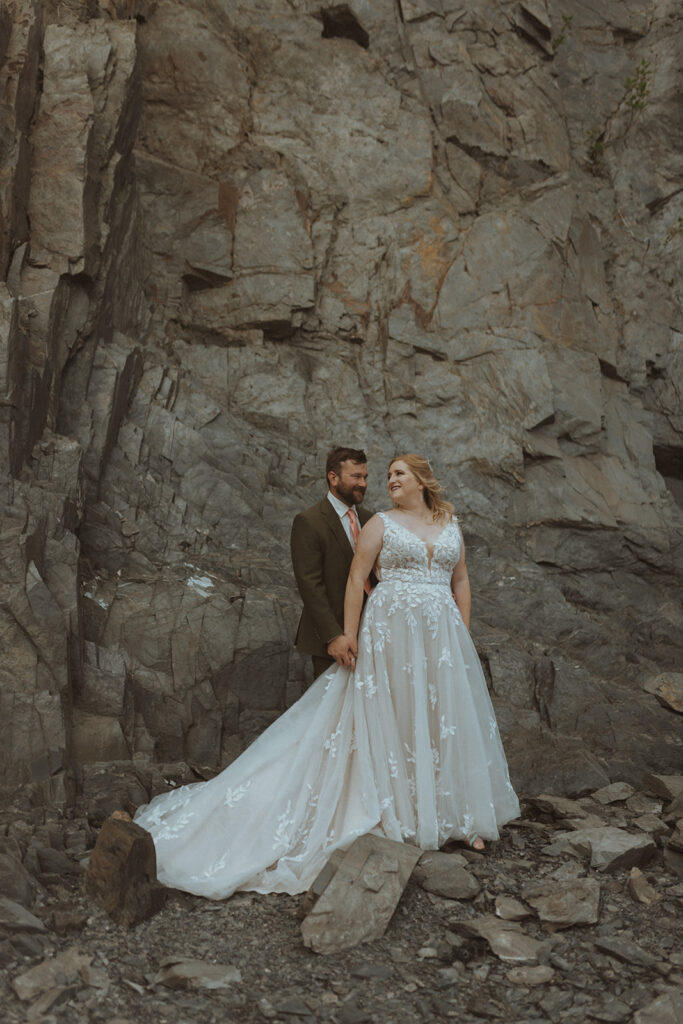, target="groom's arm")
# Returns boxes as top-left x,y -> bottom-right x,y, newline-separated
290,513 -> 344,644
